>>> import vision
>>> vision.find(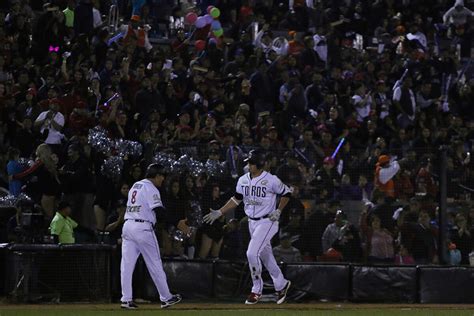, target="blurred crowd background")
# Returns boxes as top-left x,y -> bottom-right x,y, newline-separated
0,0 -> 474,265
